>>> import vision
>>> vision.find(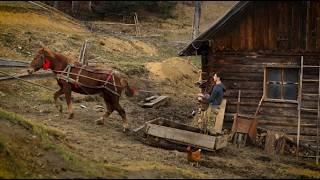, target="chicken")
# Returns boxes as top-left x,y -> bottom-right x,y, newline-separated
186,145 -> 201,167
